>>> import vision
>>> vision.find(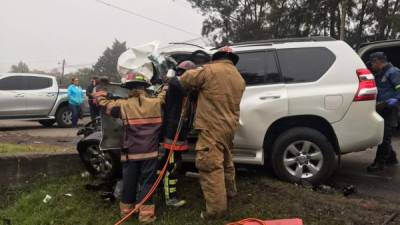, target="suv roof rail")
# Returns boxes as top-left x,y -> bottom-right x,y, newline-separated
168,42 -> 206,49
231,36 -> 336,47
359,39 -> 400,49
